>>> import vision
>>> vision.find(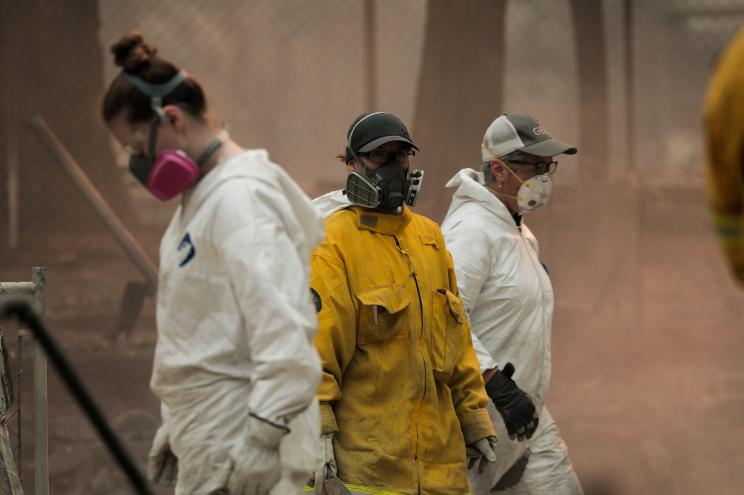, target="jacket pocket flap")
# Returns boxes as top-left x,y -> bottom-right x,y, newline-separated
419,233 -> 440,249
357,285 -> 410,314
437,288 -> 465,323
